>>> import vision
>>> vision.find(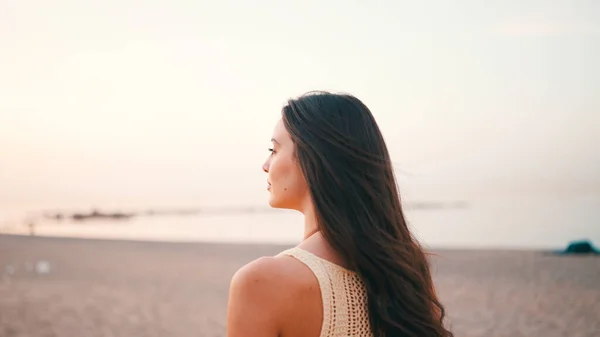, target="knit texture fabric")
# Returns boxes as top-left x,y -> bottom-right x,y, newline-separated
278,247 -> 374,337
